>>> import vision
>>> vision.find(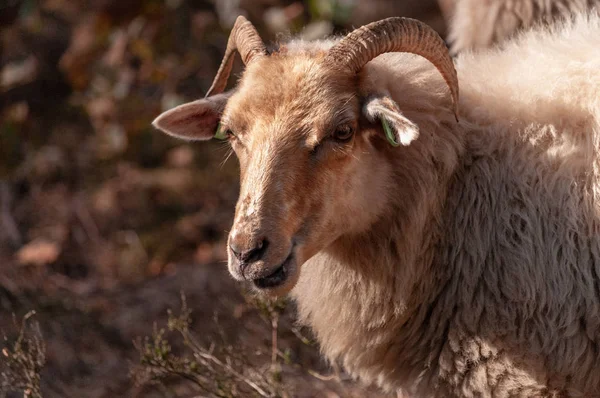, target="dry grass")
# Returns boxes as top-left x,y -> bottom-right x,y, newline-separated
1,312 -> 45,398
132,293 -> 294,397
